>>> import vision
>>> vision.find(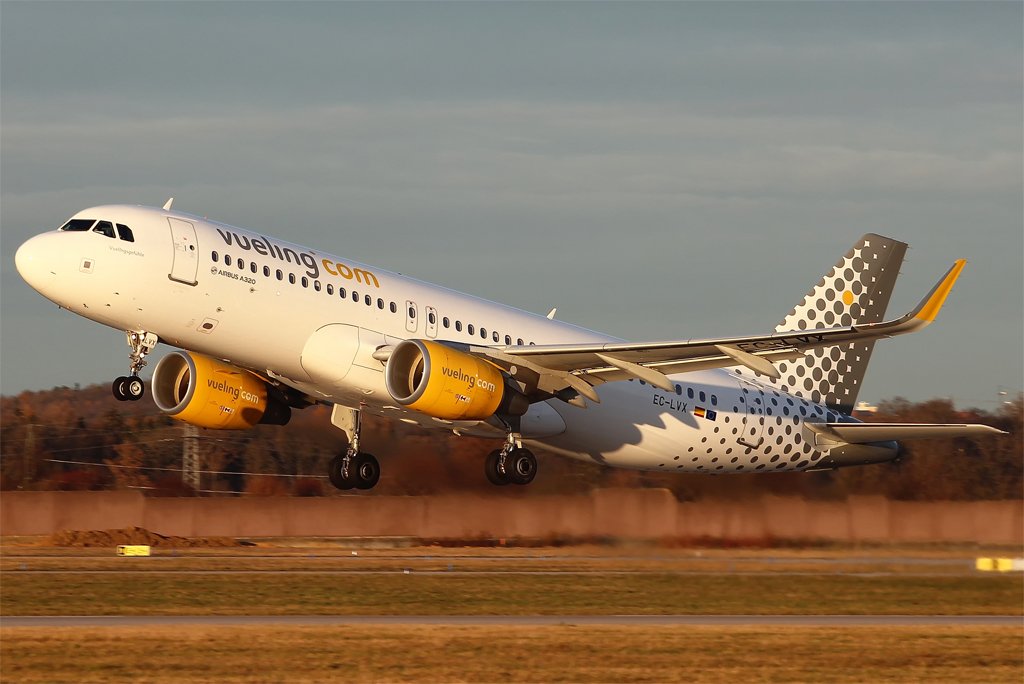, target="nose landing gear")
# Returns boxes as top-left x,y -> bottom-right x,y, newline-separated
112,331 -> 158,402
